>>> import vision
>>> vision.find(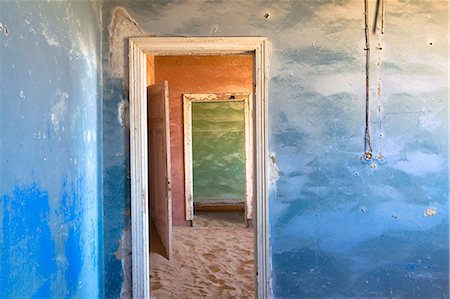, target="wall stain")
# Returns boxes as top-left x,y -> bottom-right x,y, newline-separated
109,7 -> 144,84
